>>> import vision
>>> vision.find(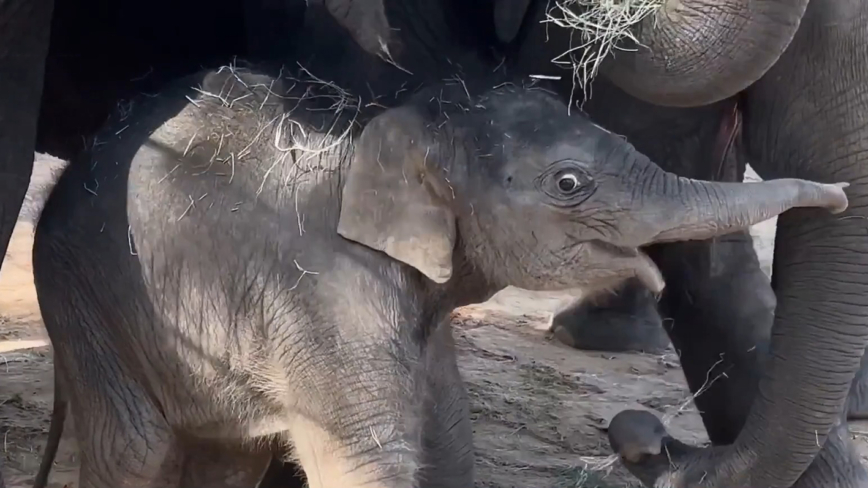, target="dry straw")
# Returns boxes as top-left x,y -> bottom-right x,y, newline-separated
542,0 -> 665,104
